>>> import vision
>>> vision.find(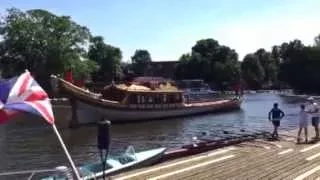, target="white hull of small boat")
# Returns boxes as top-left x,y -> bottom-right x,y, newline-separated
80,147 -> 166,180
